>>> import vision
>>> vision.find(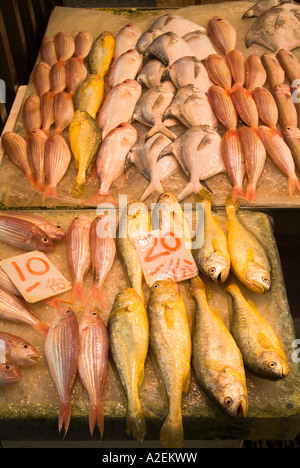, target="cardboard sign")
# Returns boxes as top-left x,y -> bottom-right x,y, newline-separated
0,251 -> 71,303
133,229 -> 198,287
